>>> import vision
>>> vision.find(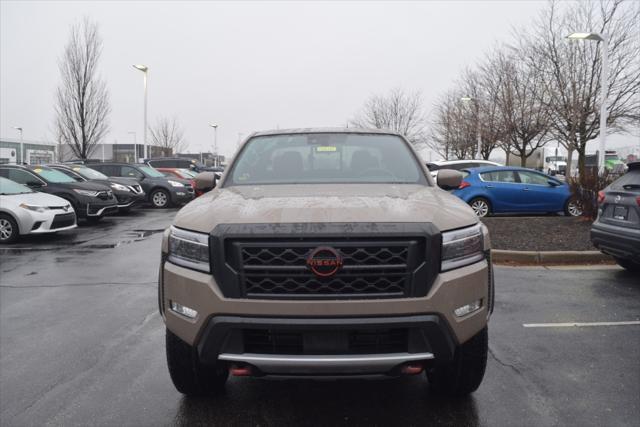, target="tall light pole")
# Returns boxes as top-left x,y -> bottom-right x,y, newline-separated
12,127 -> 23,164
127,131 -> 137,163
209,124 -> 219,167
461,96 -> 482,160
133,64 -> 148,160
567,32 -> 609,174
